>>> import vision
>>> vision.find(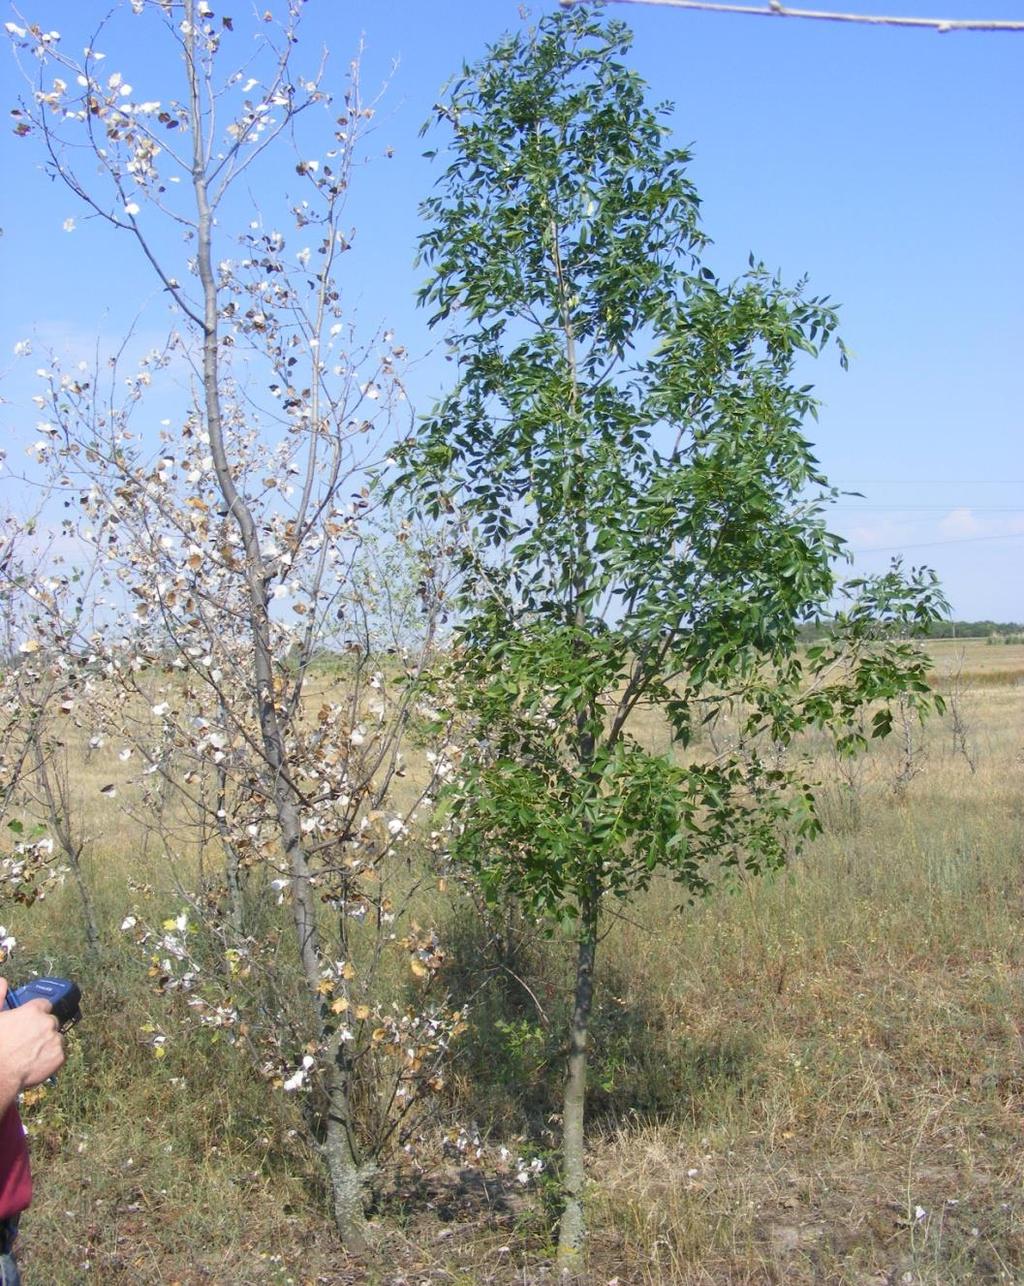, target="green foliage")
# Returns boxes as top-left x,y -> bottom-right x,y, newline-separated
396,5 -> 947,924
